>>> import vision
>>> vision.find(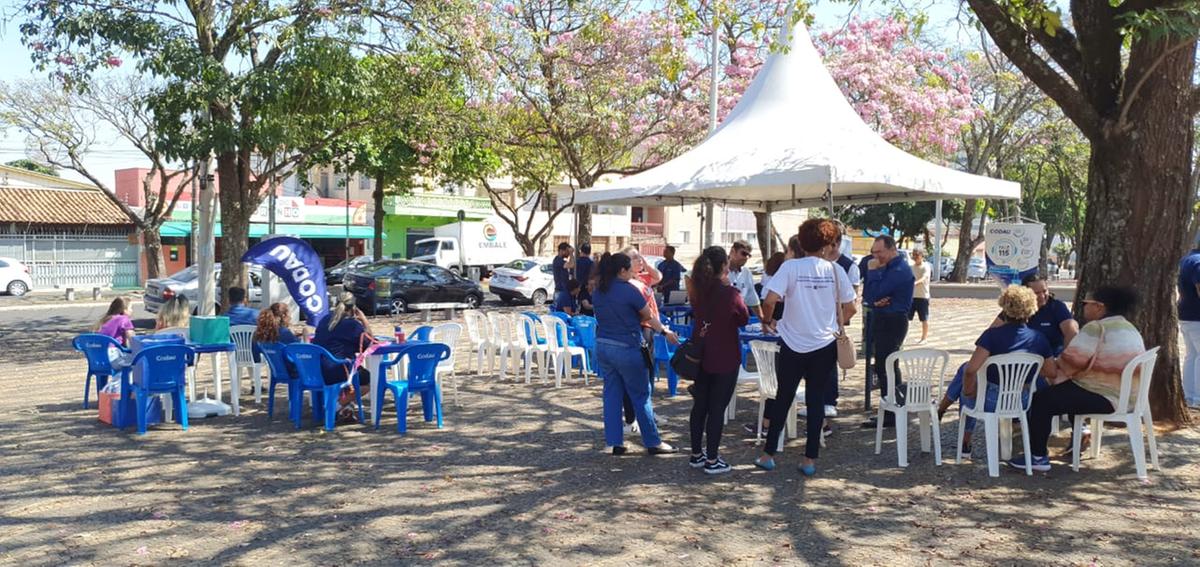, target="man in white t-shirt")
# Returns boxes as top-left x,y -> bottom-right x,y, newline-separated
727,240 -> 763,321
